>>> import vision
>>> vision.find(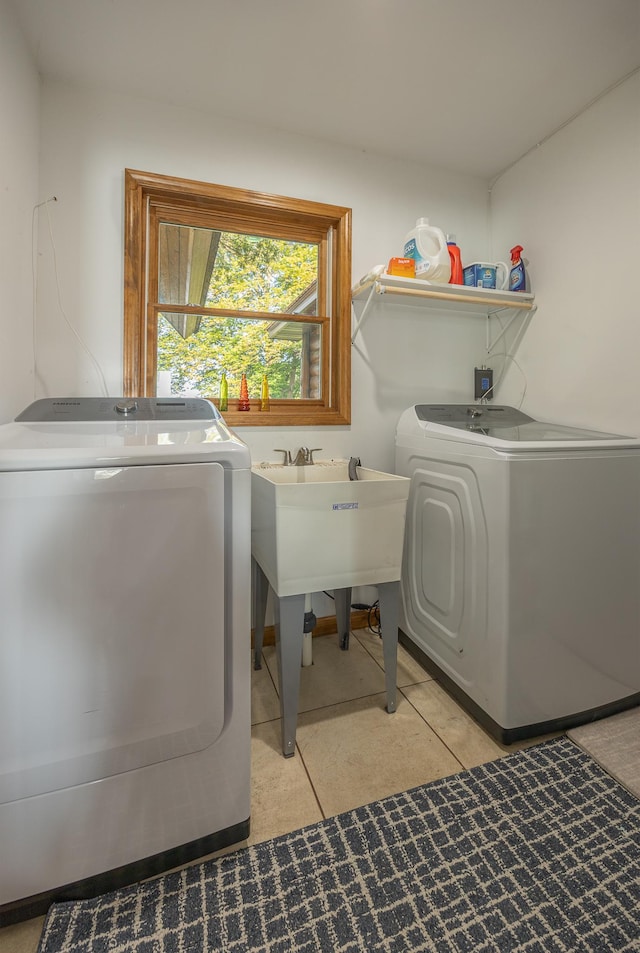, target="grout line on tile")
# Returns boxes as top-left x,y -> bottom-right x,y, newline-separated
296,690 -> 392,719
295,745 -> 327,821
352,629 -> 434,688
259,651 -> 281,698
251,715 -> 281,728
351,629 -> 383,668
398,685 -> 466,773
260,636 -> 391,716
